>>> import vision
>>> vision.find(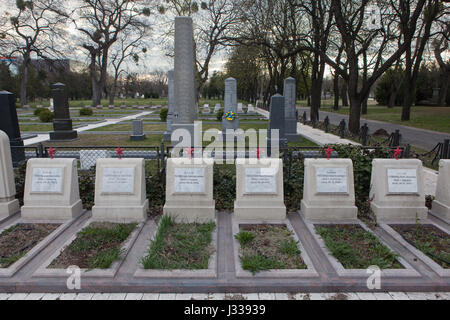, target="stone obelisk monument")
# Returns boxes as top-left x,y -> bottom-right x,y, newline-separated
283,77 -> 301,142
171,17 -> 198,146
164,69 -> 175,141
